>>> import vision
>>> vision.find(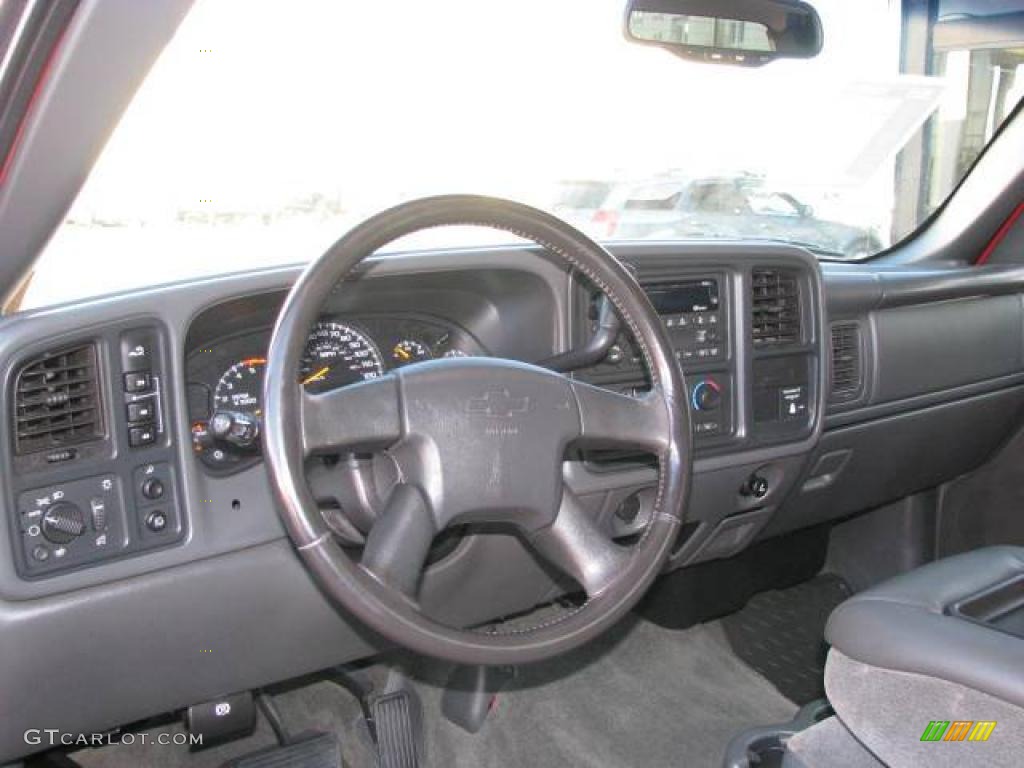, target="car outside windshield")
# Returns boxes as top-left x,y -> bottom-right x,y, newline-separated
20,0 -> 1024,309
